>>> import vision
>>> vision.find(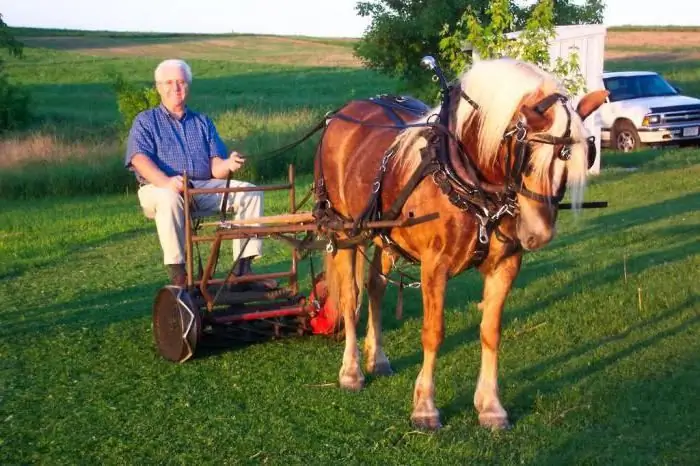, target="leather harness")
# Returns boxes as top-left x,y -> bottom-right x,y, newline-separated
312,87 -> 590,268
